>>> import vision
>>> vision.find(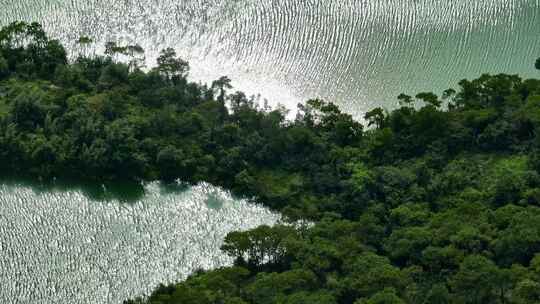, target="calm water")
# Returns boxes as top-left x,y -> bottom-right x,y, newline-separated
0,180 -> 279,303
1,0 -> 539,117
